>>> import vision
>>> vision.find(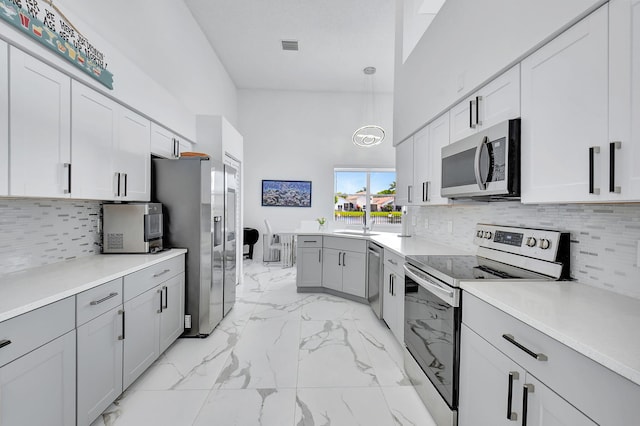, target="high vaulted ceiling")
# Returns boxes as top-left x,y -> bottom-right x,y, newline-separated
183,0 -> 396,93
